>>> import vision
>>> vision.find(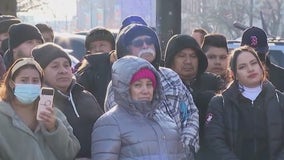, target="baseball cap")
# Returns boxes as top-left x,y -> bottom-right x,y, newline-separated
241,26 -> 269,54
